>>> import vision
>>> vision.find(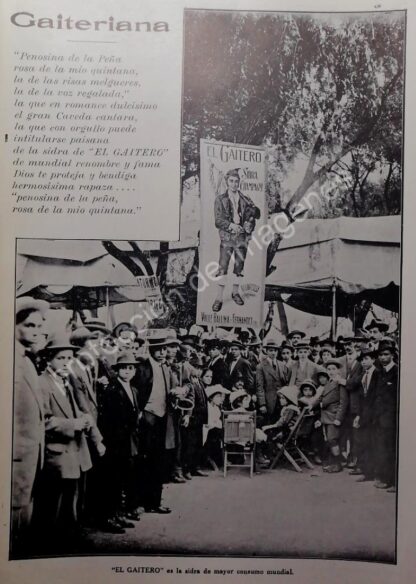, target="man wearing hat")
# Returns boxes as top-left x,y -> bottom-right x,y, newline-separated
212,168 -> 261,312
286,330 -> 306,347
12,297 -> 50,555
365,318 -> 389,352
226,338 -> 255,393
206,338 -> 230,387
352,348 -> 380,482
33,334 -> 94,546
256,339 -> 290,424
135,330 -> 175,513
372,340 -> 399,492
